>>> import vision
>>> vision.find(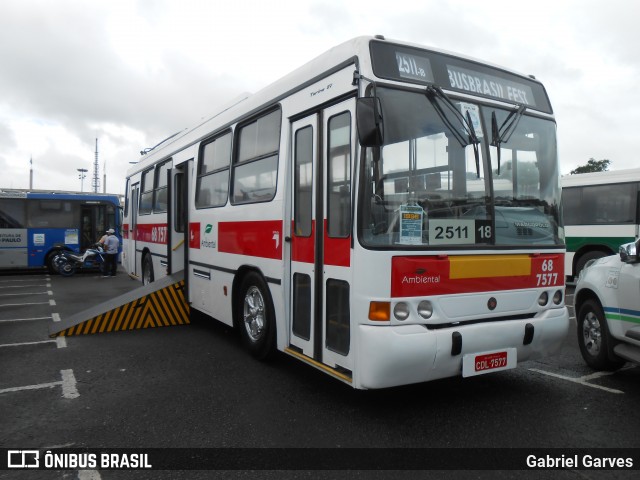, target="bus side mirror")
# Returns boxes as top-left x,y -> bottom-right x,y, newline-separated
356,97 -> 384,147
619,239 -> 639,264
